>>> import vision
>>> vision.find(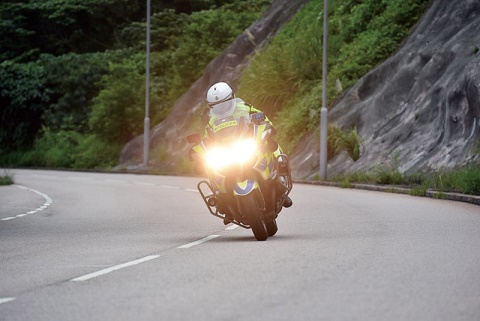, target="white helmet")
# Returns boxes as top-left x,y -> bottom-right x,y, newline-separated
206,82 -> 236,118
